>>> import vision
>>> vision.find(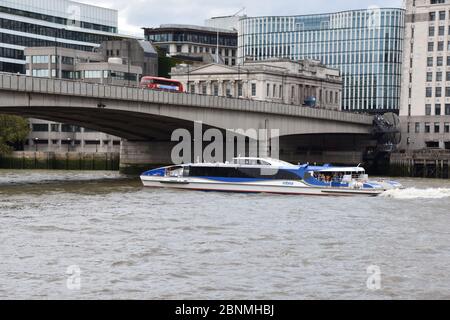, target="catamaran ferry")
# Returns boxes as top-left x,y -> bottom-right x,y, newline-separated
140,157 -> 403,196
